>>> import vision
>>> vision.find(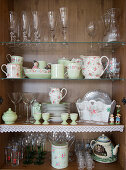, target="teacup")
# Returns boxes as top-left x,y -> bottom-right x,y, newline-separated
67,63 -> 81,79
51,64 -> 65,79
70,113 -> 78,125
42,113 -> 50,124
38,61 -> 47,69
6,54 -> 23,65
61,113 -> 69,125
1,63 -> 22,78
